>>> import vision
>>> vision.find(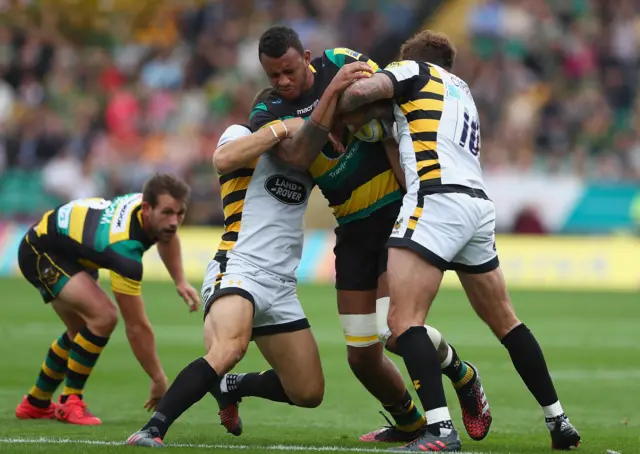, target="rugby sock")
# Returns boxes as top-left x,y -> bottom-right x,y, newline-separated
501,323 -> 560,410
396,326 -> 453,437
383,390 -> 426,432
61,327 -> 109,402
441,345 -> 475,389
143,357 -> 220,439
221,370 -> 292,404
28,332 -> 72,408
